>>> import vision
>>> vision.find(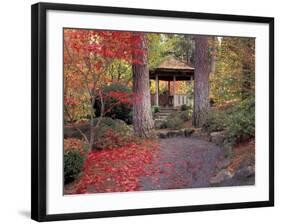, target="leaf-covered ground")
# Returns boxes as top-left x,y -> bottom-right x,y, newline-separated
64,140 -> 160,194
